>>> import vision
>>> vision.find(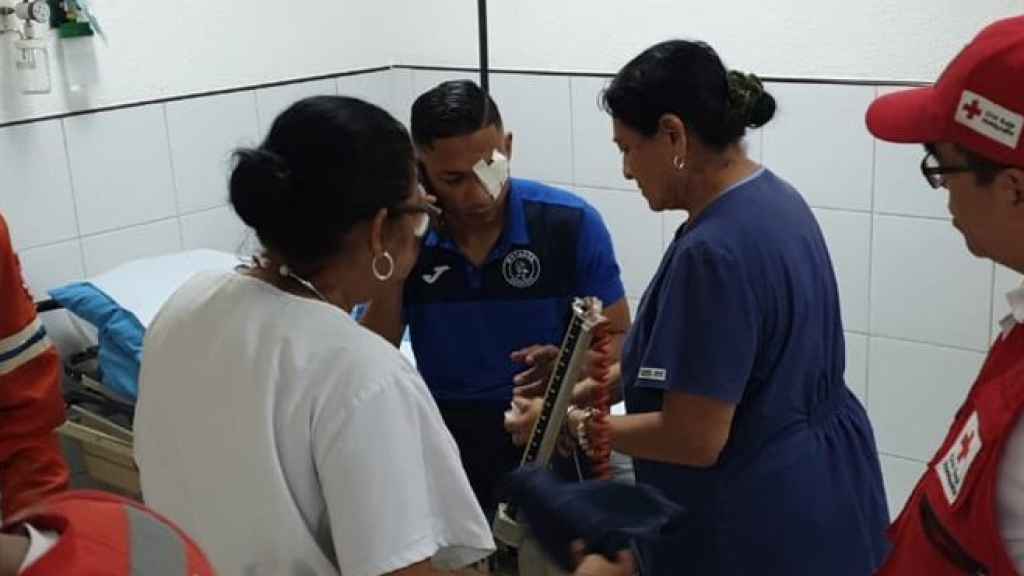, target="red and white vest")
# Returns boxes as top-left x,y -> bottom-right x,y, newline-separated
2,490 -> 214,575
879,323 -> 1024,575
